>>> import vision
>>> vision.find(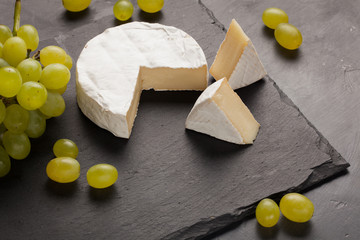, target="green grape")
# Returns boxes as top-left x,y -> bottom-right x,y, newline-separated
0,101 -> 5,124
137,0 -> 164,13
39,91 -> 65,117
2,131 -> 31,160
0,66 -> 22,98
3,104 -> 30,133
0,42 -> 3,58
256,198 -> 280,227
275,23 -> 302,50
17,82 -> 48,110
280,193 -> 314,223
113,0 -> 134,21
87,164 -> 118,189
62,0 -> 92,12
0,25 -> 12,44
0,58 -> 10,68
2,37 -> 27,67
0,146 -> 11,177
17,25 -> 39,51
40,45 -> 66,67
64,54 -> 73,70
262,8 -> 289,29
53,139 -> 79,158
40,63 -> 70,89
25,110 -> 46,138
16,58 -> 42,82
51,85 -> 67,95
46,157 -> 80,183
